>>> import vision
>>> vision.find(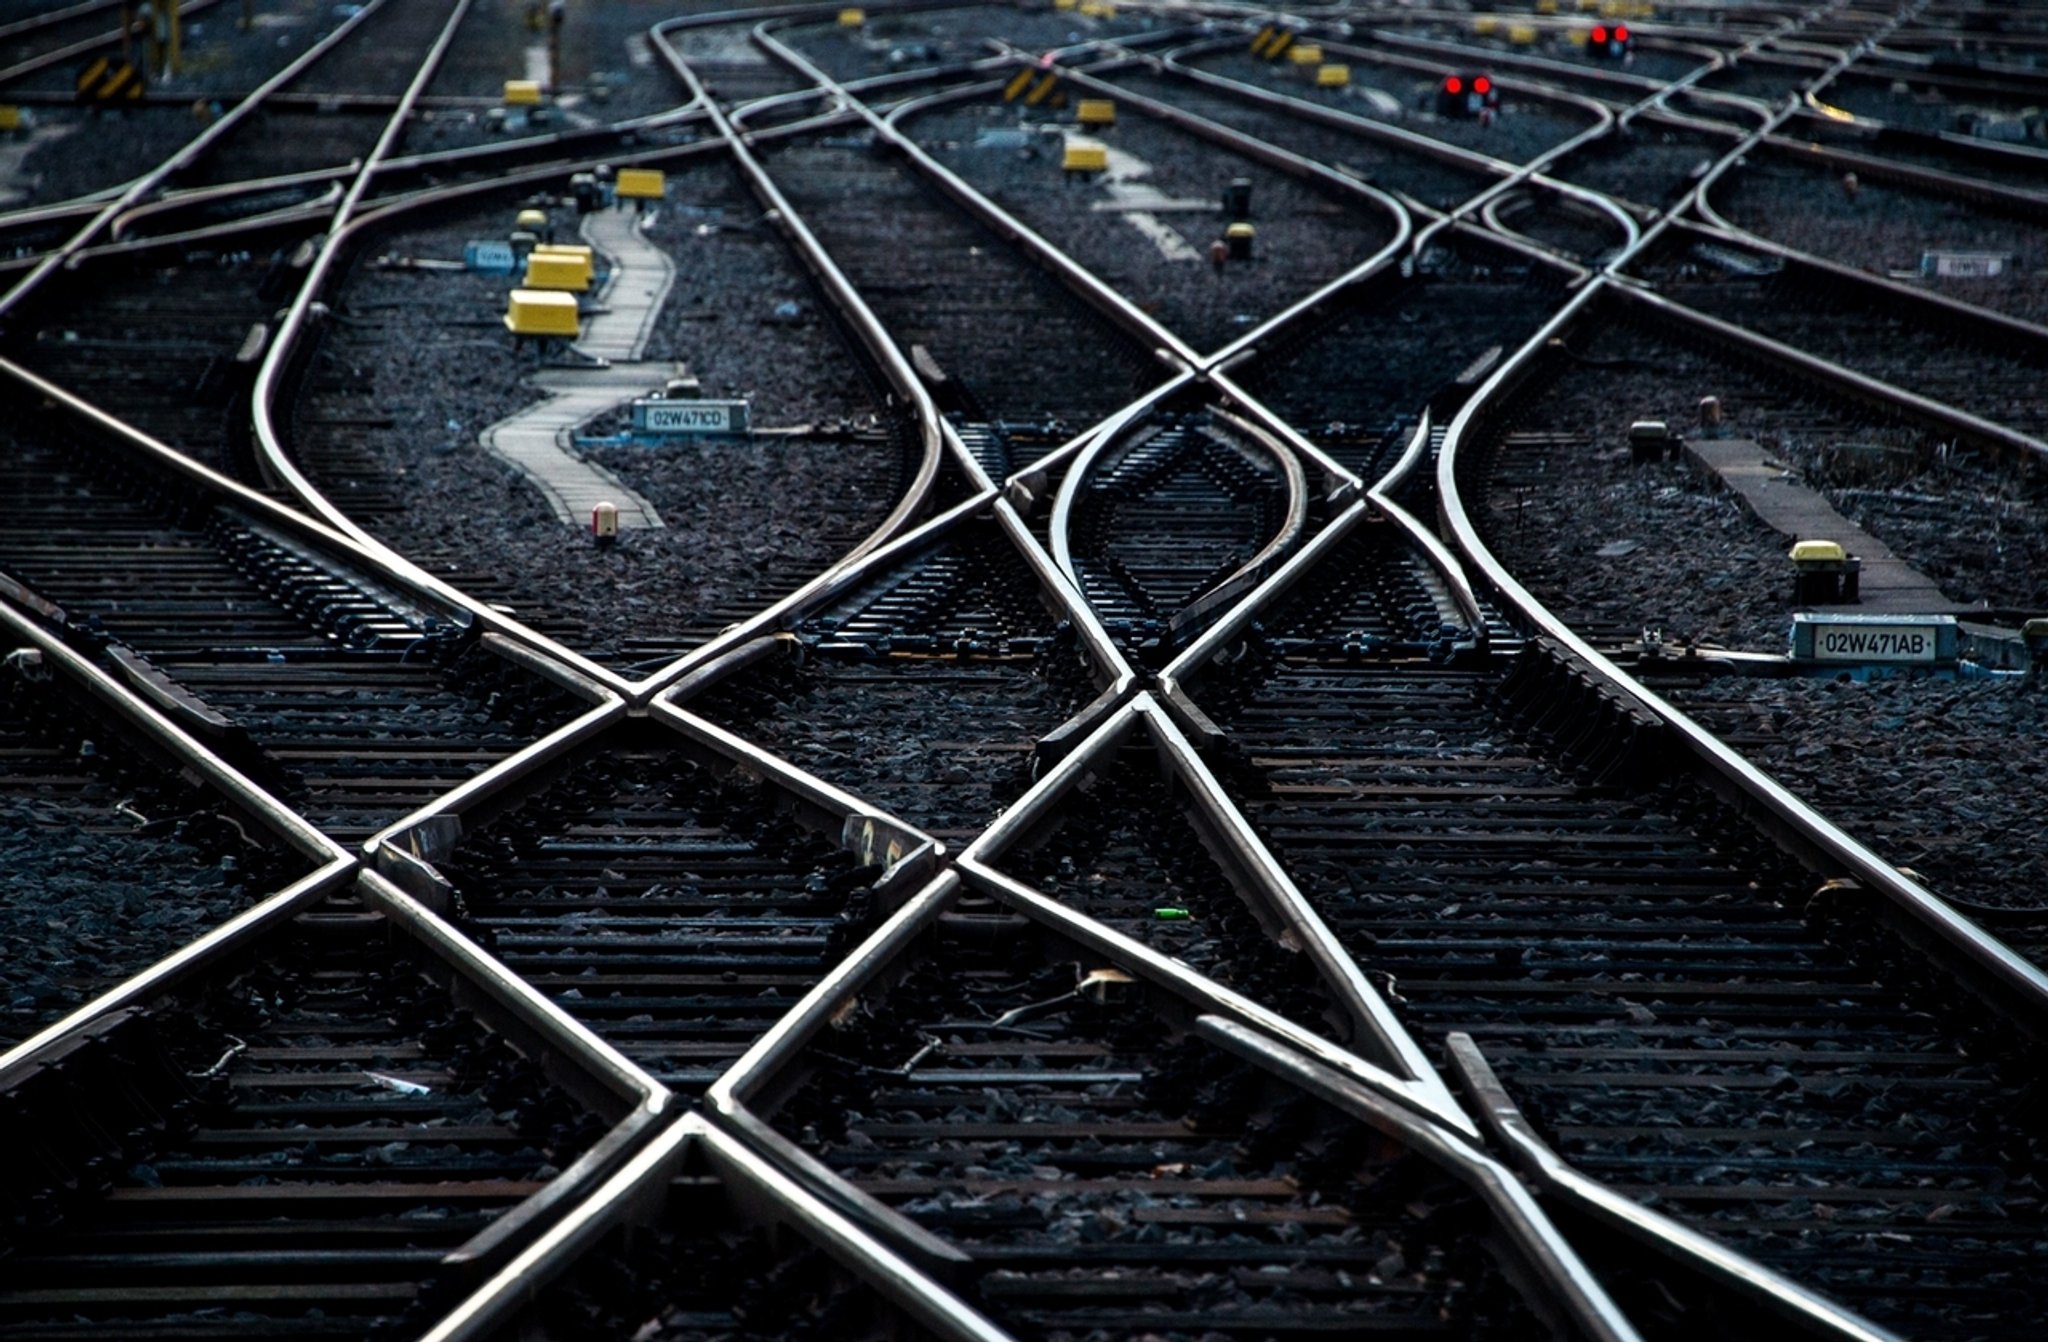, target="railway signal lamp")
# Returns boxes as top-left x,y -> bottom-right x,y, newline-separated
1589,24 -> 1633,60
1437,73 -> 1499,118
